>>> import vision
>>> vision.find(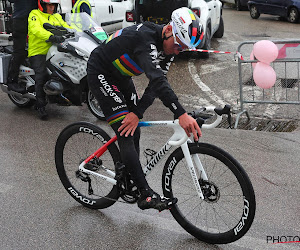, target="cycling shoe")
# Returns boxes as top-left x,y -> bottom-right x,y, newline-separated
137,190 -> 177,212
